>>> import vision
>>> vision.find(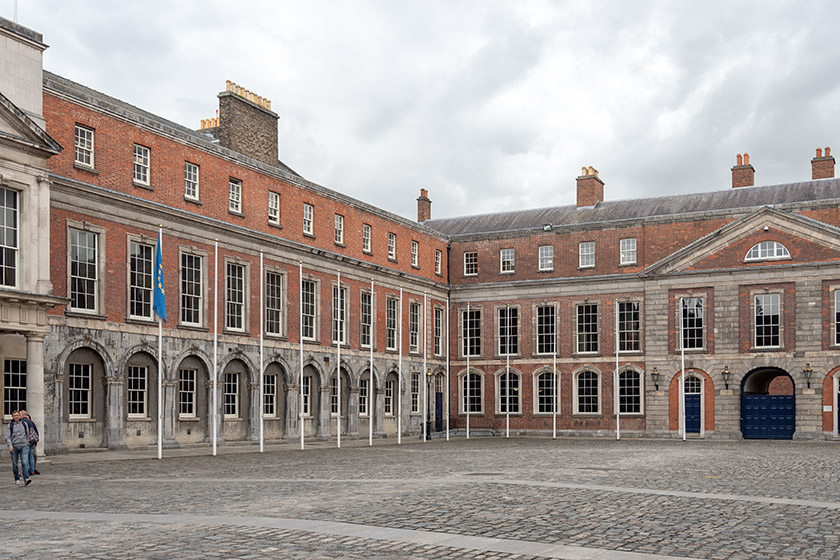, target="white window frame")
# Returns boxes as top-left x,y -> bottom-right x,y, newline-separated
433,307 -> 443,356
535,304 -> 556,355
497,306 -> 519,356
178,368 -> 196,418
179,250 -> 205,327
575,303 -> 599,354
0,187 -> 19,288
435,250 -> 442,275
3,359 -> 26,419
618,301 -> 641,353
459,370 -> 484,414
617,368 -> 643,415
745,241 -> 790,262
223,372 -> 239,418
265,269 -> 285,336
496,370 -> 521,414
359,378 -> 369,417
500,248 -> 515,273
409,301 -> 420,353
334,214 -> 344,245
385,297 -> 398,350
225,261 -> 247,332
384,379 -> 394,415
127,365 -> 147,418
263,373 -> 277,417
303,203 -> 314,235
680,296 -> 705,351
411,240 -> 419,267
362,224 -> 372,253
68,363 -> 92,419
834,289 -> 840,347
538,245 -> 554,271
573,369 -> 601,415
388,233 -> 397,260
301,278 -> 318,341
461,307 -> 481,357
579,241 -> 595,268
128,239 -> 154,321
533,369 -> 559,415
360,290 -> 373,349
754,292 -> 782,349
229,178 -> 242,213
184,162 -> 199,200
301,376 -> 312,416
464,251 -> 478,276
68,224 -> 103,314
74,124 -> 94,168
268,191 -> 280,225
410,372 -> 420,413
133,144 -> 150,185
620,238 -> 637,265
332,284 -> 348,344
